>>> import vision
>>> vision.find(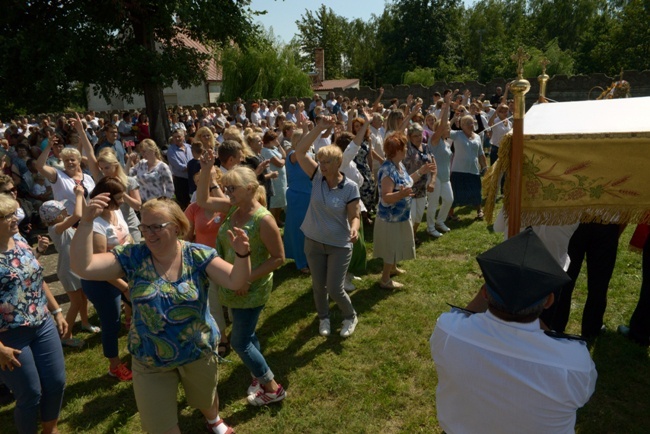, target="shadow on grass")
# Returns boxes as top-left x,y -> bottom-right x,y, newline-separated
577,332 -> 650,431
215,259 -> 398,427
60,377 -> 138,431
